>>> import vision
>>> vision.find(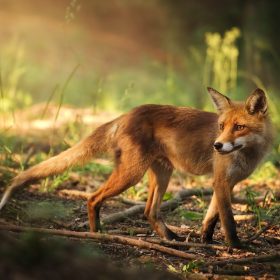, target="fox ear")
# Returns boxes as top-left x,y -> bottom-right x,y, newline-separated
207,87 -> 231,113
245,88 -> 267,115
